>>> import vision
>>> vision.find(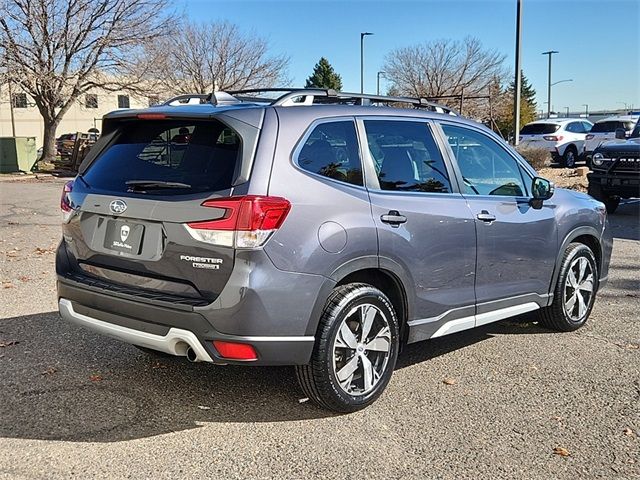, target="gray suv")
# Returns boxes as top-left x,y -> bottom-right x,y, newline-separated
57,89 -> 613,412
